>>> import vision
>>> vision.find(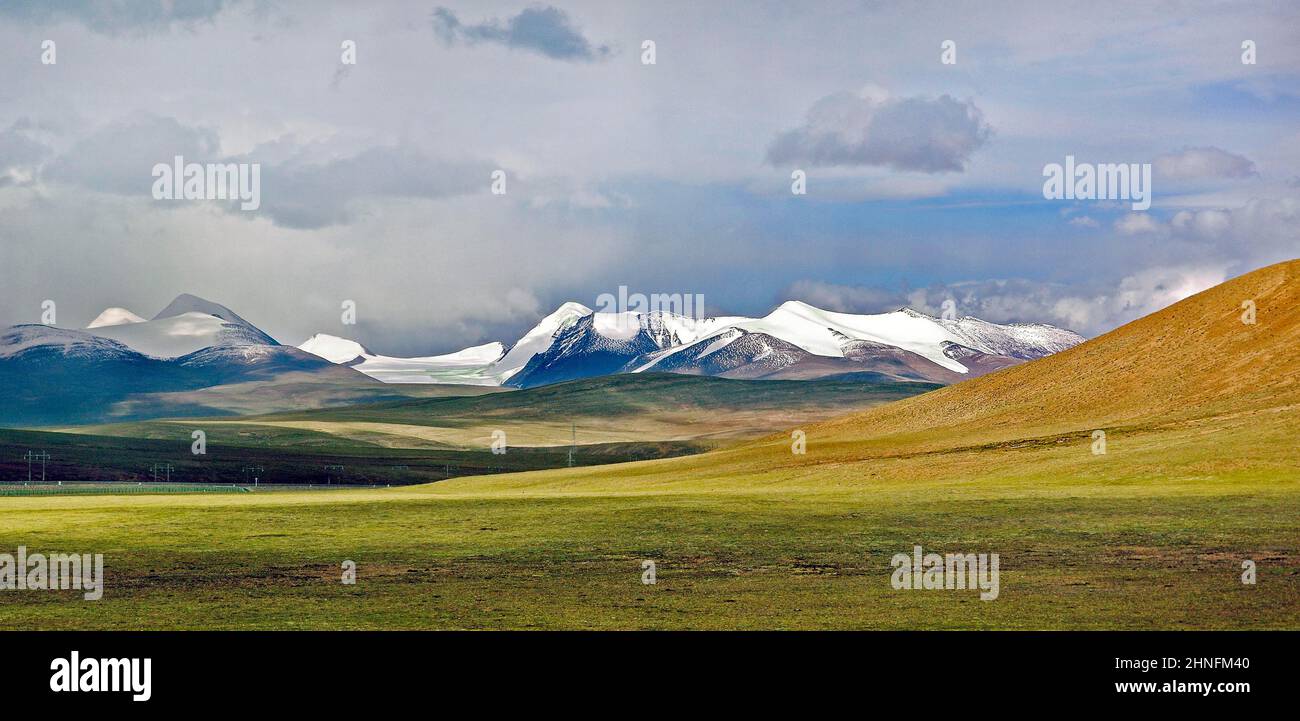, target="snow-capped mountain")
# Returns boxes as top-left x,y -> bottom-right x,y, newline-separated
86,307 -> 146,329
503,311 -> 679,388
616,302 -> 1084,386
299,333 -> 506,385
502,301 -> 1085,387
297,302 -> 592,385
86,293 -> 277,358
299,300 -> 1085,389
0,295 -> 367,425
491,302 -> 591,379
